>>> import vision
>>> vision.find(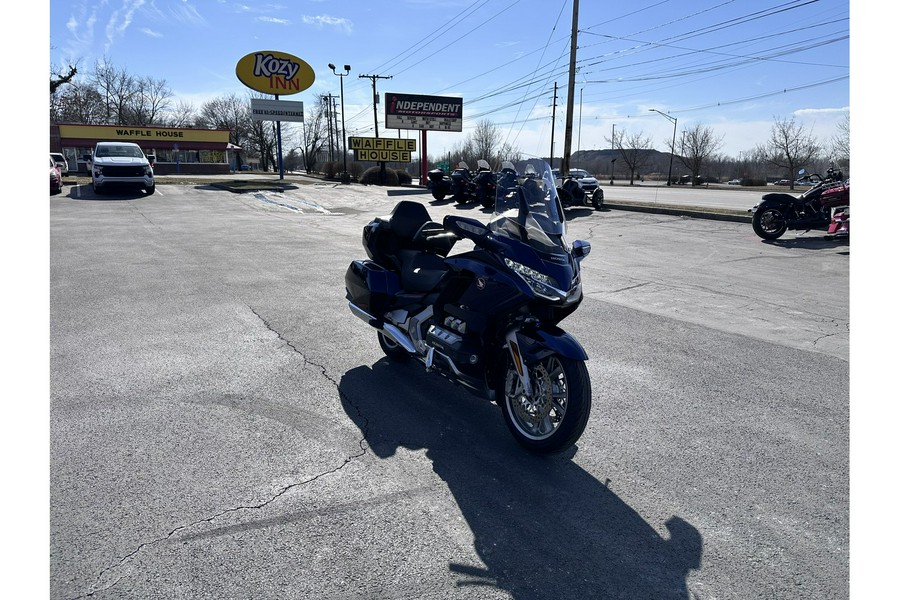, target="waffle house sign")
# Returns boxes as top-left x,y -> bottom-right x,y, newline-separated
235,50 -> 315,96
